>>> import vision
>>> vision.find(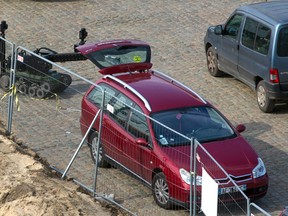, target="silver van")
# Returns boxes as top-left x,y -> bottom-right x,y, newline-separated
204,1 -> 288,113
